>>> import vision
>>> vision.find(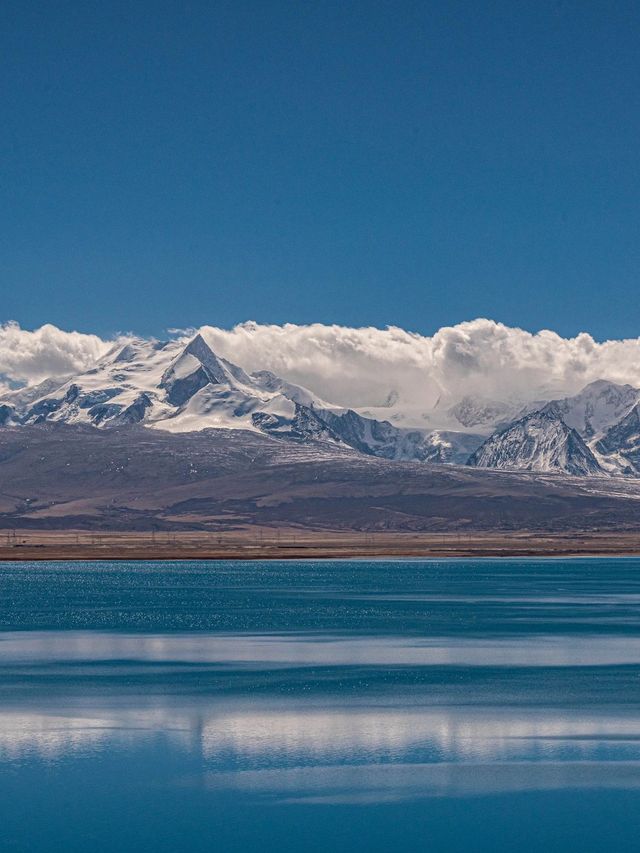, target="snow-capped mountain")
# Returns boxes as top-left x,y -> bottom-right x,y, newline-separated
595,404 -> 640,474
466,381 -> 640,476
468,410 -> 603,476
540,380 -> 640,439
0,331 -> 485,464
0,334 -> 335,438
3,331 -> 640,478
